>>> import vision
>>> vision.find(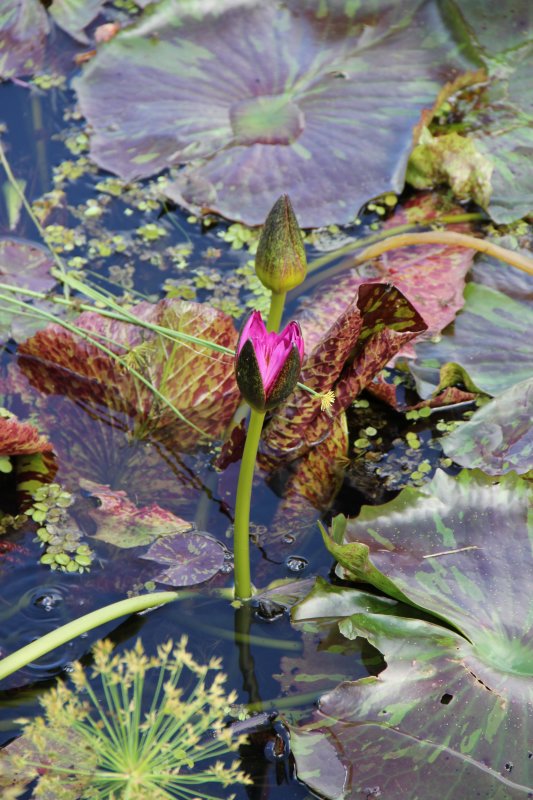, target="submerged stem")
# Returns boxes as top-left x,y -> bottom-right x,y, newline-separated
233,408 -> 266,601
